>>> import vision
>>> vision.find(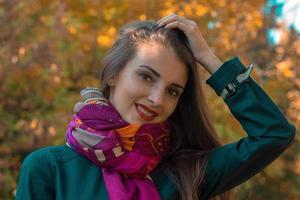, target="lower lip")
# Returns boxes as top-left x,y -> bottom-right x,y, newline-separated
135,104 -> 156,121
